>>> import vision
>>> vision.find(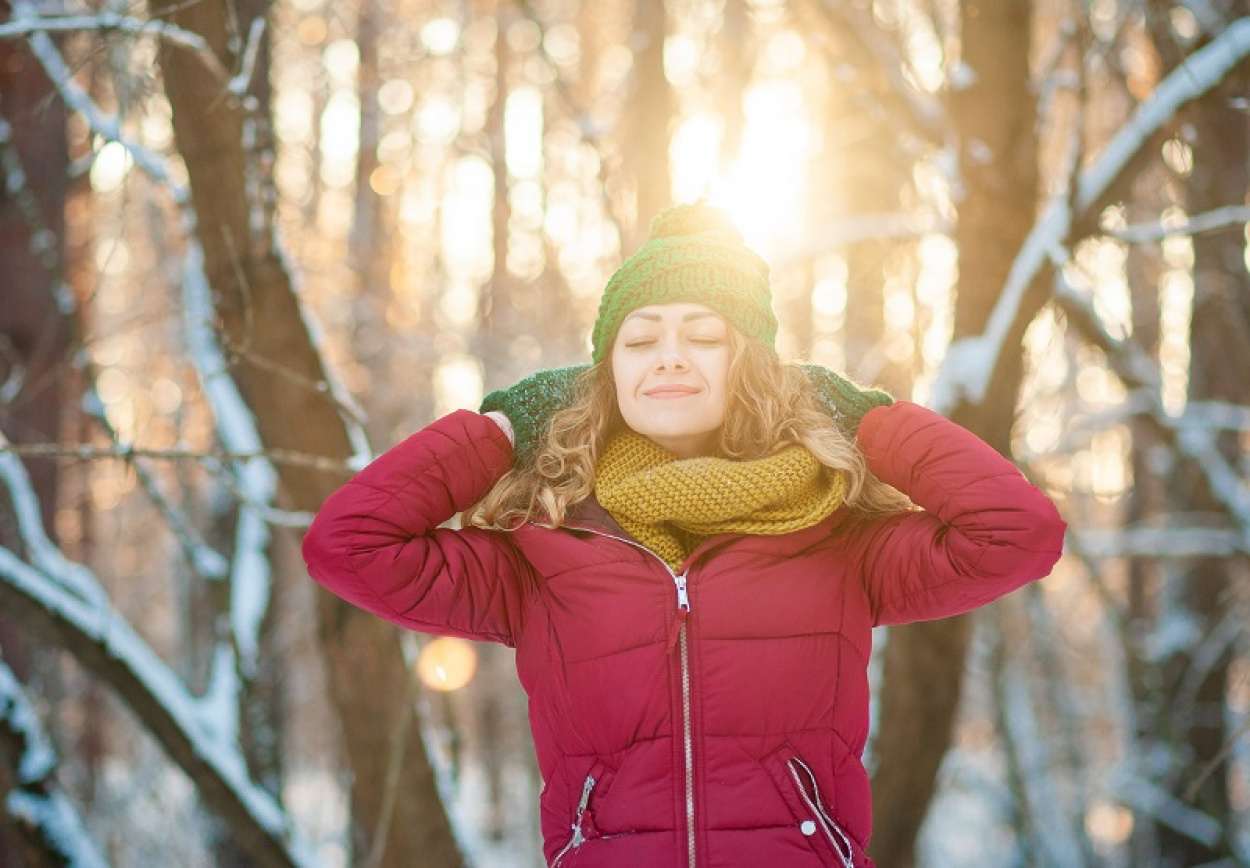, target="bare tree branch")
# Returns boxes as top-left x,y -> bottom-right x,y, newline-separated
0,658 -> 108,868
0,439 -> 318,867
0,11 -> 231,83
931,18 -> 1250,413
0,442 -> 355,472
